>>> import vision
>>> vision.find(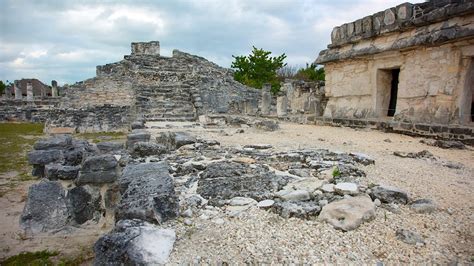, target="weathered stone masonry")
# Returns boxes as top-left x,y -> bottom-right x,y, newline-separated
56,42 -> 260,132
316,0 -> 474,126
